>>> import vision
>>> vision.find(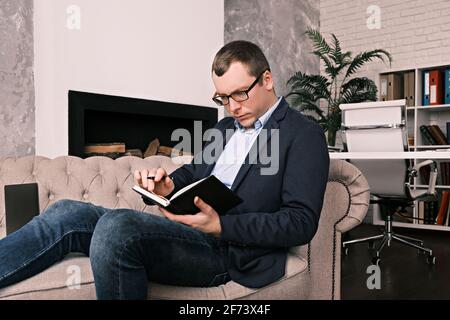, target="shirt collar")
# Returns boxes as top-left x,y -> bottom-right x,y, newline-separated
234,97 -> 282,132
